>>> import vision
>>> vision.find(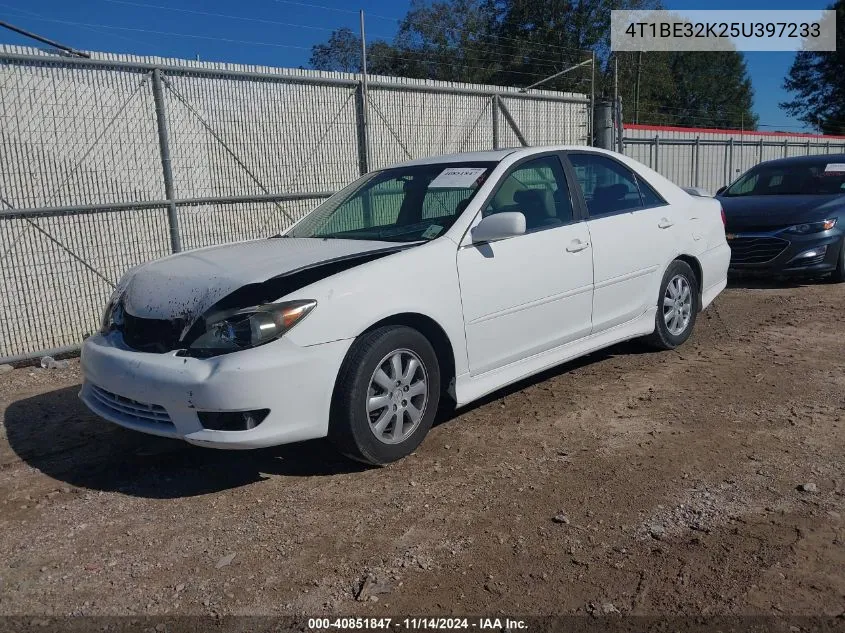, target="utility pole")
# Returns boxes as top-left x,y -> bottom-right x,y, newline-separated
590,50 -> 595,145
614,56 -> 621,153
